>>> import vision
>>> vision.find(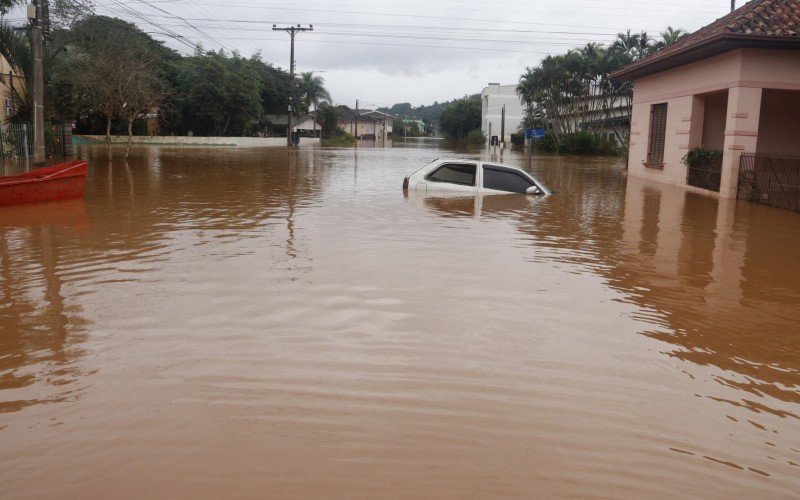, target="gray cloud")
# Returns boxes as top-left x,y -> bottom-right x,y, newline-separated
89,0 -> 732,106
